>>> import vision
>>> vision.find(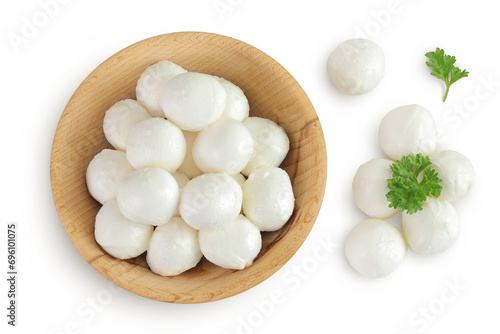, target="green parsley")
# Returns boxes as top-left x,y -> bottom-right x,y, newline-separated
425,47 -> 469,102
386,153 -> 442,215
